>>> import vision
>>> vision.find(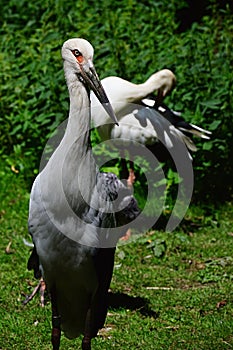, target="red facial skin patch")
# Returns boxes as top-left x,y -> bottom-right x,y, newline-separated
76,55 -> 84,63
